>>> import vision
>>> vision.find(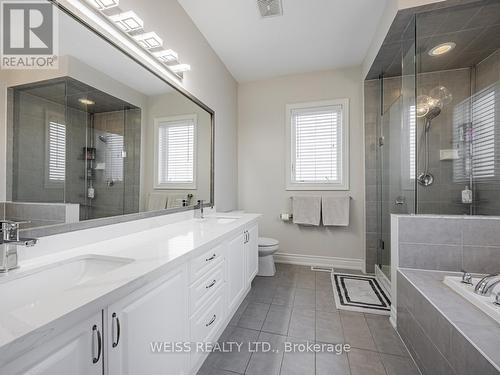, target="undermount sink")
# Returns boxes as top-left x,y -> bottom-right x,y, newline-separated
216,217 -> 238,224
0,255 -> 133,312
